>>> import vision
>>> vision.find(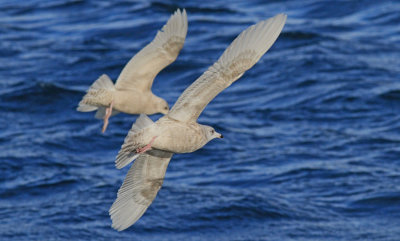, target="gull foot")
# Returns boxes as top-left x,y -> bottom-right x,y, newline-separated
136,136 -> 157,154
102,100 -> 114,133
